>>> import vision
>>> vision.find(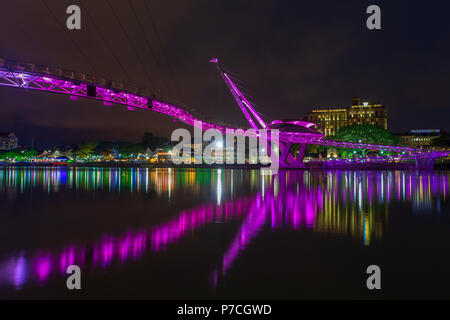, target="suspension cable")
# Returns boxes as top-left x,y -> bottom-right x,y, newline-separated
40,0 -> 97,73
143,0 -> 180,98
79,0 -> 132,83
128,0 -> 172,96
104,0 -> 157,95
0,1 -> 33,44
